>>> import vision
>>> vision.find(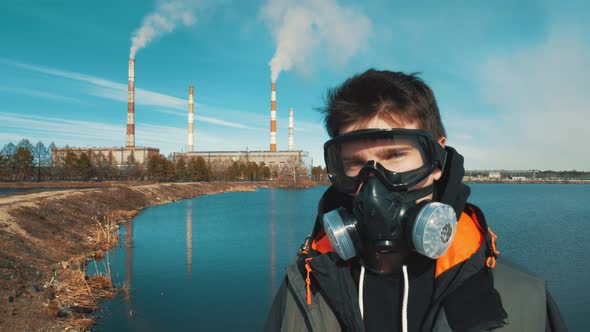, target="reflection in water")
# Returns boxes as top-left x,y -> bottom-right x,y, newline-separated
94,187 -> 331,331
124,220 -> 134,318
269,188 -> 277,295
186,200 -> 193,278
287,192 -> 296,261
